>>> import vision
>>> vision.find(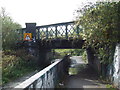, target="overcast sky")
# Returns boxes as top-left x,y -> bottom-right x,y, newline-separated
1,0 -> 98,28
